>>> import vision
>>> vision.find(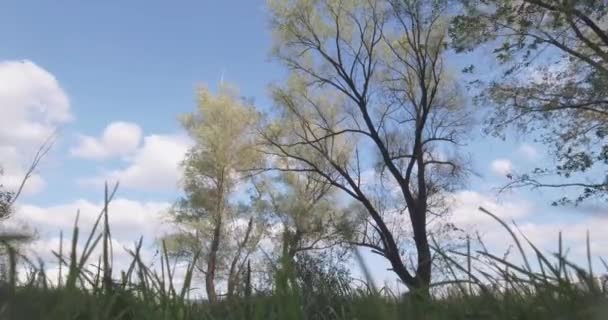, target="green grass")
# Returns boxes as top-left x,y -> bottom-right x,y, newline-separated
1,190 -> 606,319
